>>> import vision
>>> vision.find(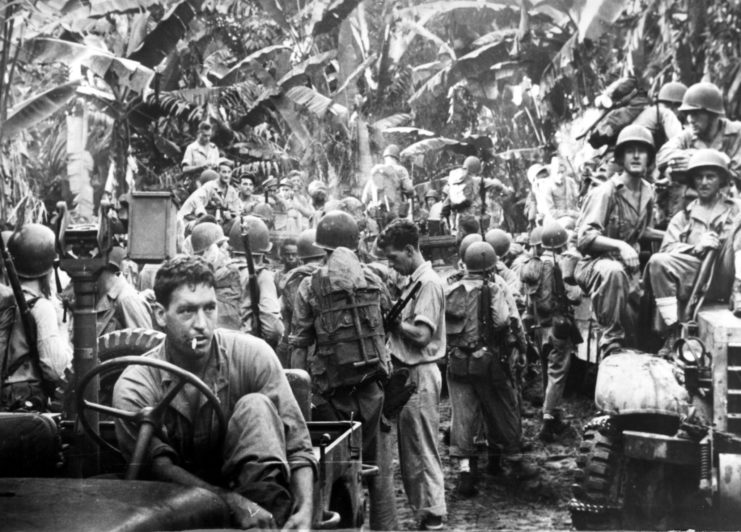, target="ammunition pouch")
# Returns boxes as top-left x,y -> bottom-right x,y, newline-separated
447,346 -> 496,381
